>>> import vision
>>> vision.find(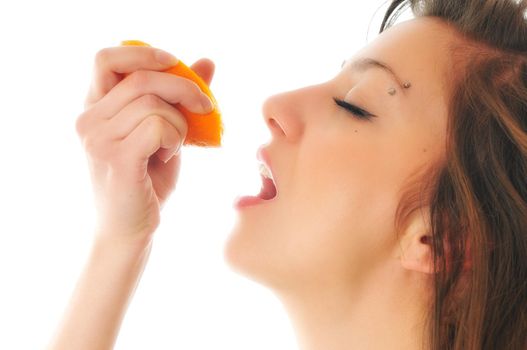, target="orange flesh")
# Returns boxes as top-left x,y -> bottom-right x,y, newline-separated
121,40 -> 223,147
